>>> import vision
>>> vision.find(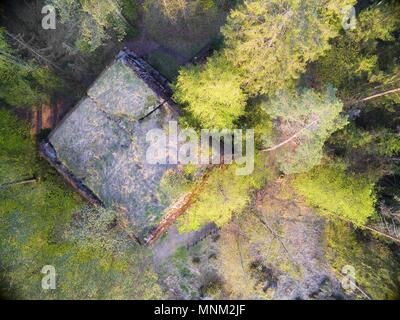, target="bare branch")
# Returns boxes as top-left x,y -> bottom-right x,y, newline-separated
360,87 -> 400,102
261,119 -> 319,152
